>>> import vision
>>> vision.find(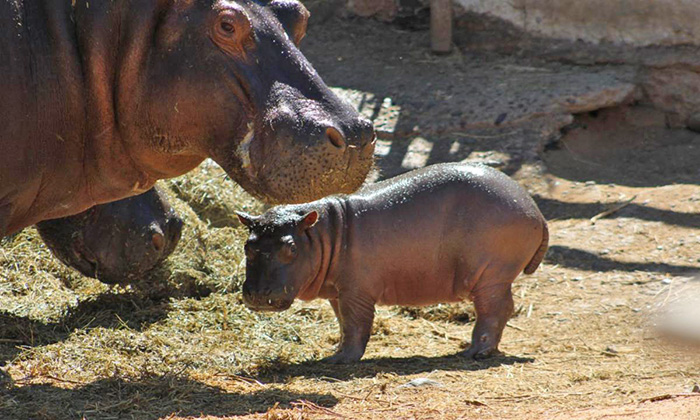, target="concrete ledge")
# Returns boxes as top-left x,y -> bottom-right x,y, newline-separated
455,0 -> 700,47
